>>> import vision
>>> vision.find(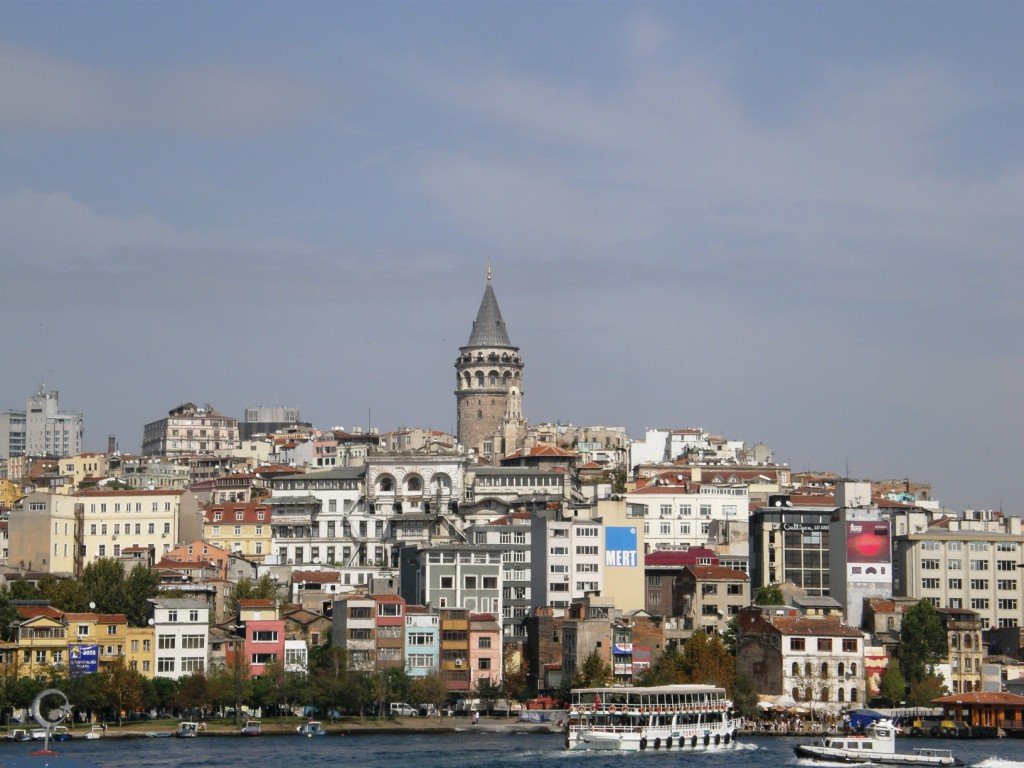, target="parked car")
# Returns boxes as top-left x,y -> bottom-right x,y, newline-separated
389,703 -> 418,717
